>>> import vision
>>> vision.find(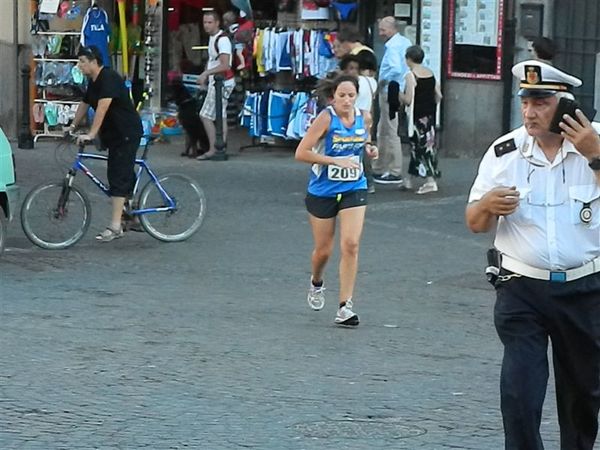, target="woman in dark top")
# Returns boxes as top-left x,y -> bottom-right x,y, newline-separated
399,45 -> 443,194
